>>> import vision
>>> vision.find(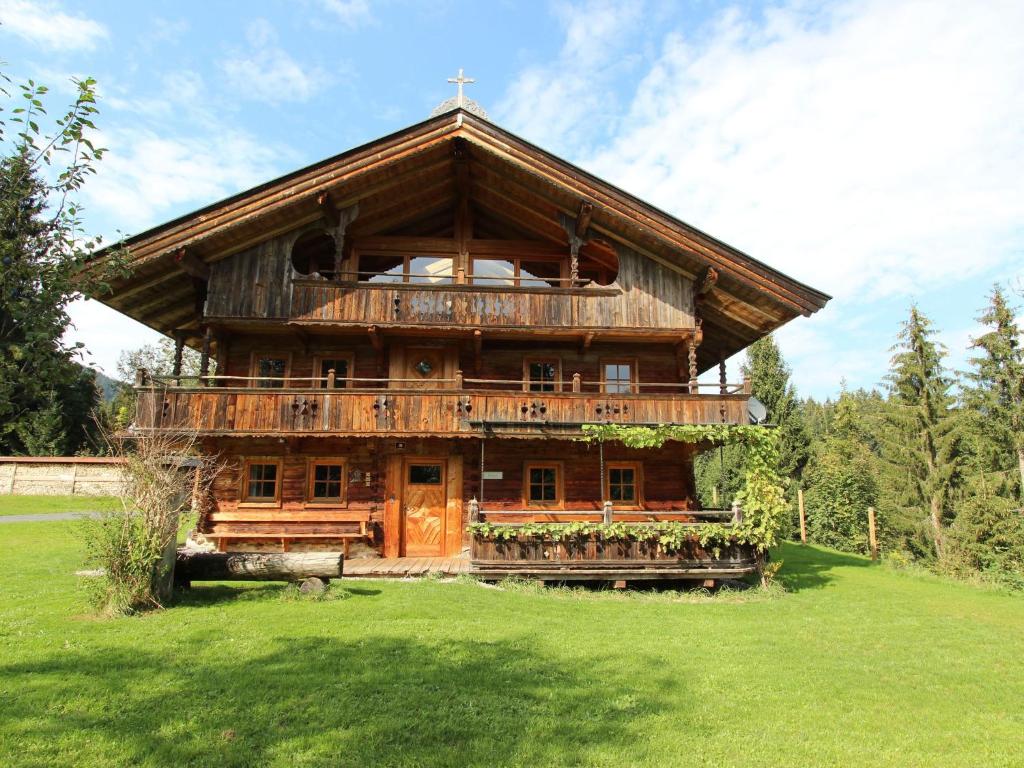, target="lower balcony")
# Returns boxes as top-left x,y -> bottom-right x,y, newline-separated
133,376 -> 750,437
